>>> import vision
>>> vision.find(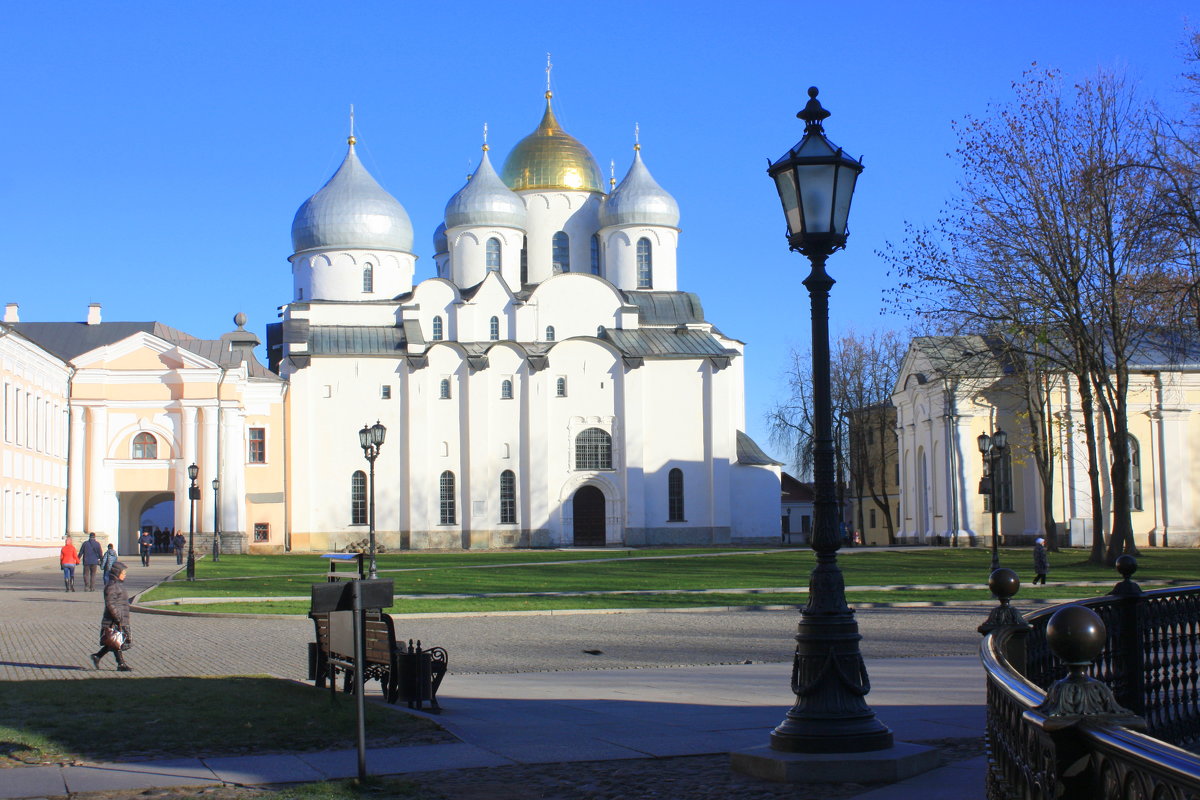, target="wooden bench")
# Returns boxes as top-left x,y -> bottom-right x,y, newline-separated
309,611 -> 447,709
